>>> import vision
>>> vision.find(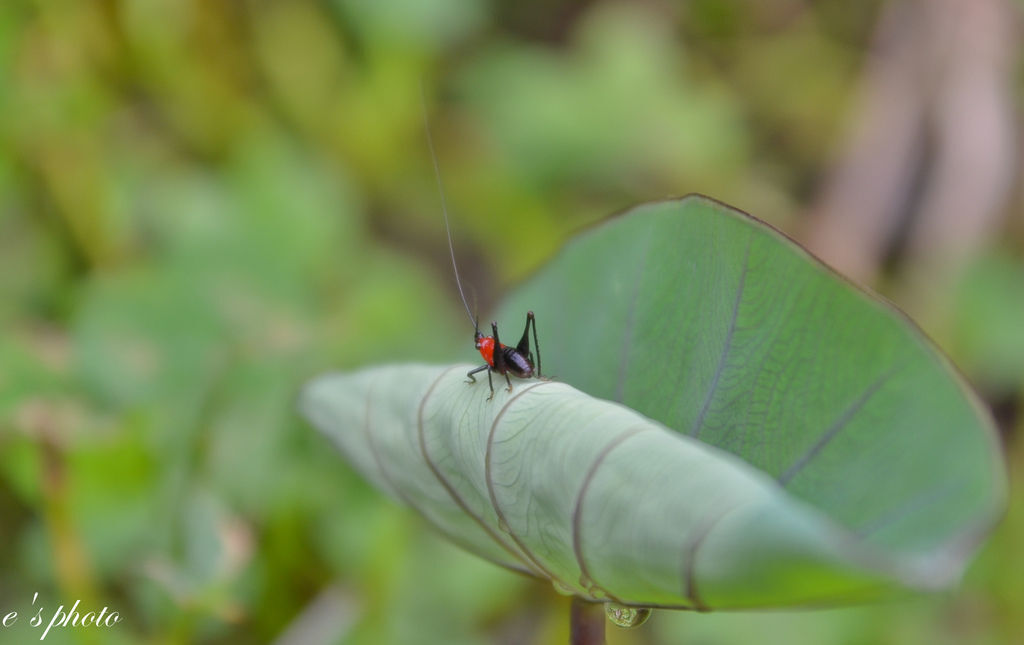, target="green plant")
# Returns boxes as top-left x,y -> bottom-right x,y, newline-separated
301,197 -> 1005,644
